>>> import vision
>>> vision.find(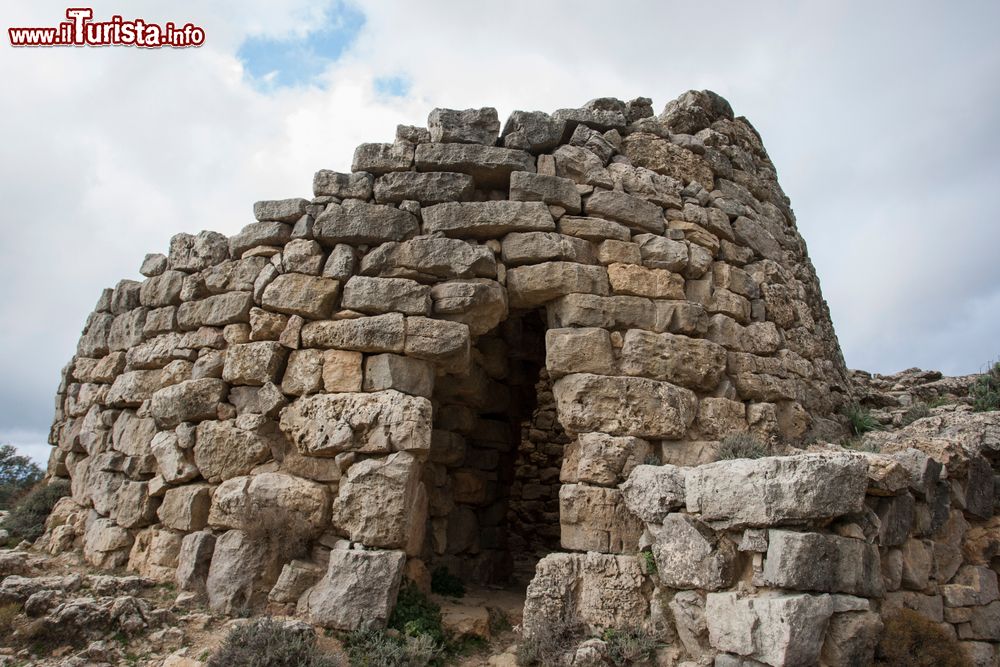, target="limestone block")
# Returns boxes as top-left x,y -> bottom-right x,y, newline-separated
697,397 -> 748,439
607,263 -> 684,299
620,464 -> 686,523
560,433 -> 651,487
115,481 -> 160,529
149,378 -> 228,428
553,373 -> 697,439
83,517 -> 134,569
169,231 -> 229,271
585,189 -> 664,234
298,548 -> 406,630
323,349 -> 364,392
352,142 -> 413,175
175,530 -> 215,593
506,262 -> 609,309
509,171 -> 582,213
194,417 -> 276,482
621,133 -> 715,190
205,529 -> 273,614
269,559 -> 323,603
332,452 -> 424,549
280,239 -> 324,275
820,610 -> 883,667
301,313 -> 406,353
127,526 -> 183,581
961,601 -> 1000,641
280,390 -> 432,456
281,349 -> 324,396
313,170 -> 373,199
545,327 -> 615,378
596,240 -> 641,265
762,530 -> 884,597
634,234 -> 688,271
373,171 -> 474,204
620,329 -> 727,392
558,216 -> 631,242
260,273 -> 340,320
208,472 -> 330,535
422,201 -> 555,239
254,198 -> 308,222
314,199 -> 418,246
500,231 -> 595,266
559,483 -> 642,553
177,292 -> 253,330
139,270 -> 184,308
223,341 -> 288,386
414,143 -> 535,187
363,354 -> 435,398
360,237 -> 497,281
428,107 -> 500,145
501,110 -> 565,153
149,431 -> 198,483
652,513 -> 736,590
341,276 -> 431,316
403,317 -> 471,373
685,454 -> 869,528
428,279 -> 507,336
158,483 -> 213,531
